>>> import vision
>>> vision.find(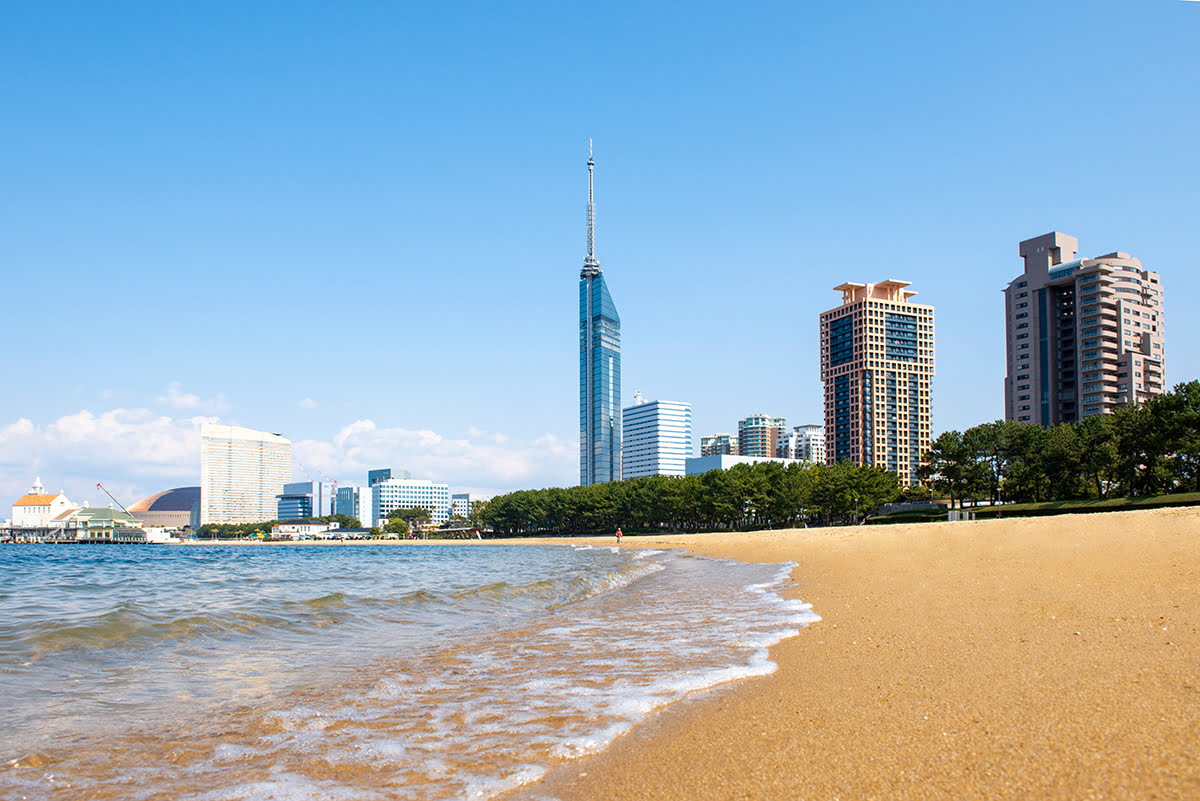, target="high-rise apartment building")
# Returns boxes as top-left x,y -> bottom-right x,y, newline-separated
700,434 -> 739,457
579,143 -> 621,485
819,280 -> 934,486
621,392 -> 693,479
737,415 -> 787,458
200,423 -> 292,524
1004,232 -> 1165,425
778,424 -> 826,464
